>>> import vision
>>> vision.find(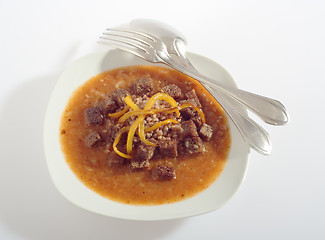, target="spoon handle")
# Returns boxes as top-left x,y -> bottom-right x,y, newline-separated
203,83 -> 272,154
209,85 -> 289,126
158,51 -> 289,126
